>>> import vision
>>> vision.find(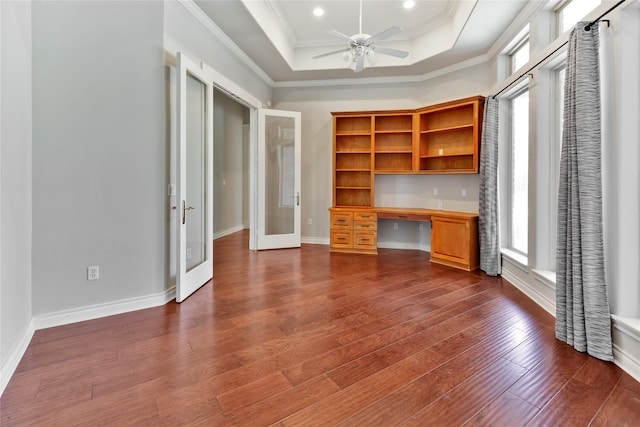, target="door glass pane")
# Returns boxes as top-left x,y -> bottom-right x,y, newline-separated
265,115 -> 295,236
186,74 -> 207,271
